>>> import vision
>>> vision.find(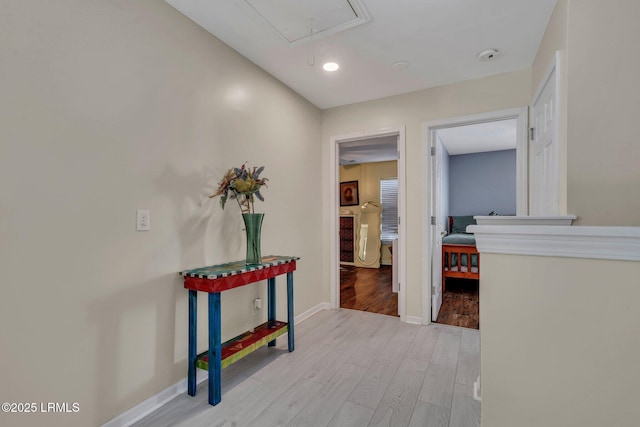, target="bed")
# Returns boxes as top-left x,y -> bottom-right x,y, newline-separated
442,215 -> 479,293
